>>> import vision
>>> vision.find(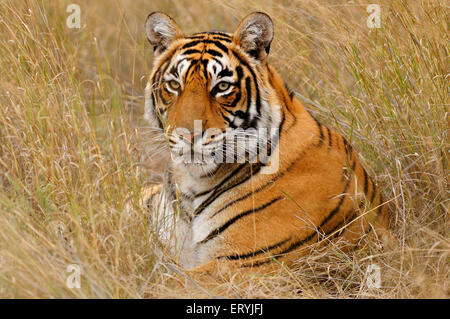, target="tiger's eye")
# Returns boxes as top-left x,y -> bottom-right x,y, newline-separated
168,80 -> 180,90
217,82 -> 230,91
